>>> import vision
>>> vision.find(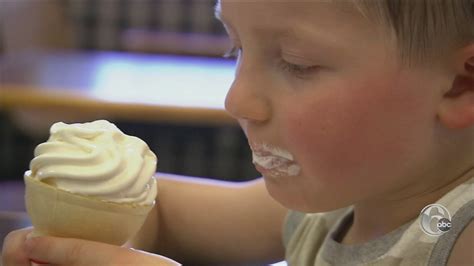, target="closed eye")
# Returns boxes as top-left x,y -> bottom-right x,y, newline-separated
223,46 -> 319,79
278,59 -> 319,78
